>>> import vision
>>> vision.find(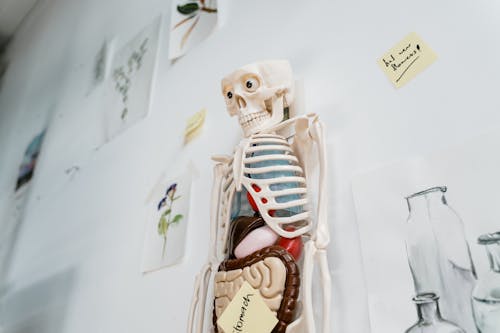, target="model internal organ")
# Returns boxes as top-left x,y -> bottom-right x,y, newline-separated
213,246 -> 300,333
187,60 -> 331,333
